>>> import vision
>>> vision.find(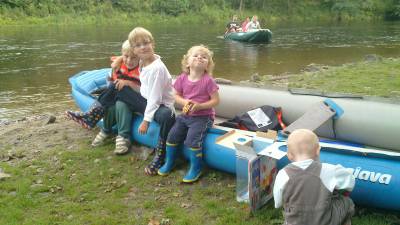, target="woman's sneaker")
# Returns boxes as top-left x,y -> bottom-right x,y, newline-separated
114,135 -> 131,155
91,130 -> 110,147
